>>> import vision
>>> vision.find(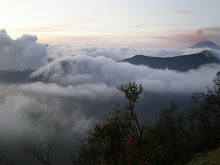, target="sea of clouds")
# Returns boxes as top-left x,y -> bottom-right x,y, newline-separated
0,29 -> 219,164
0,28 -> 220,135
